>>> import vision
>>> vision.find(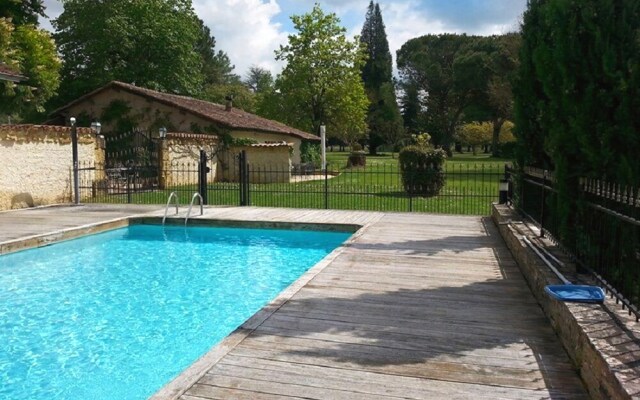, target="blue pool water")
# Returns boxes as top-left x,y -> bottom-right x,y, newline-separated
0,225 -> 350,399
